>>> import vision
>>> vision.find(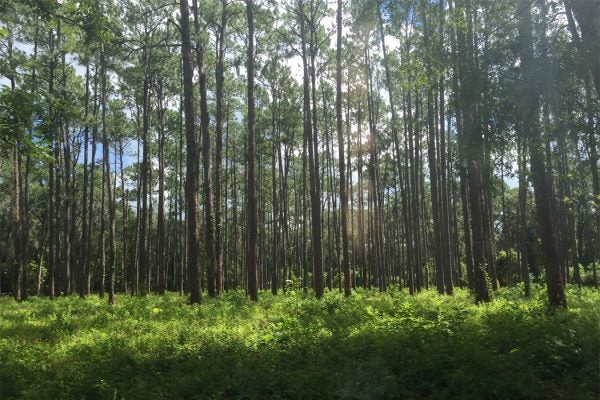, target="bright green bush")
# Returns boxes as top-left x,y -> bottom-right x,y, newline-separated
0,286 -> 598,399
